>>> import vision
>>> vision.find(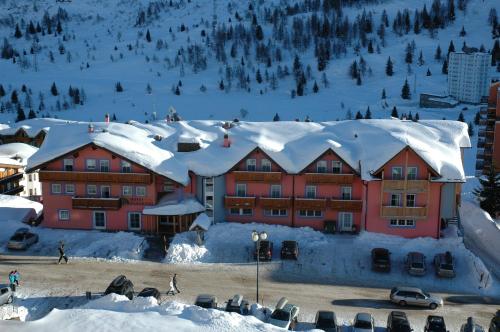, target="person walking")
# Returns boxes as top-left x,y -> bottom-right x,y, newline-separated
173,273 -> 180,293
166,276 -> 176,296
13,270 -> 20,286
8,271 -> 16,291
58,241 -> 68,264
